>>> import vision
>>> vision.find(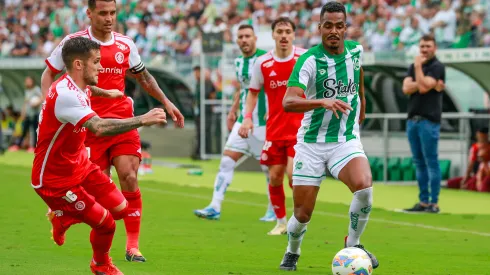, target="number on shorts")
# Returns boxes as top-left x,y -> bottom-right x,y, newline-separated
263,141 -> 272,151
62,190 -> 78,203
86,147 -> 91,158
